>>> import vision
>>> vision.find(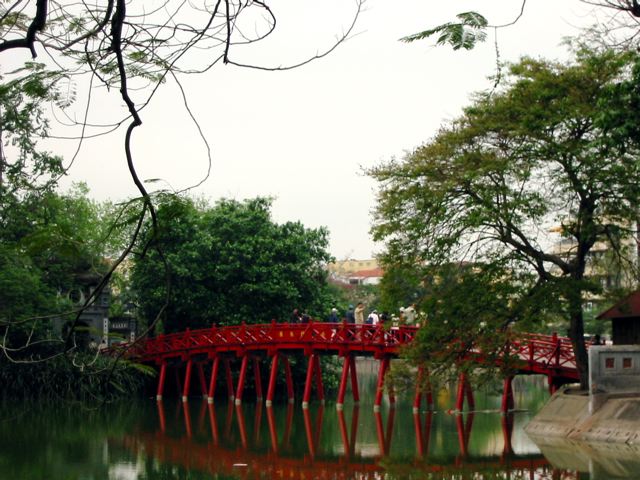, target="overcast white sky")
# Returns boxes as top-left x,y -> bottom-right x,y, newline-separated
47,0 -> 601,260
